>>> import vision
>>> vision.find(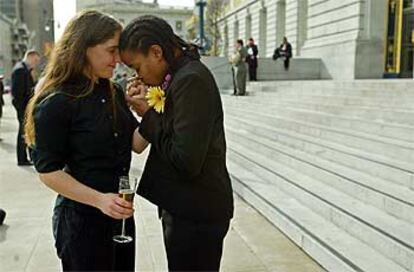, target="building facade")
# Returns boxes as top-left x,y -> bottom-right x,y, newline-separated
21,0 -> 54,55
76,0 -> 193,40
0,0 -> 20,20
217,0 -> 414,79
0,14 -> 12,80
